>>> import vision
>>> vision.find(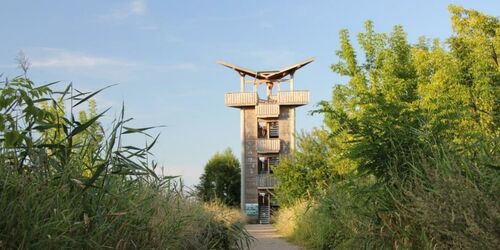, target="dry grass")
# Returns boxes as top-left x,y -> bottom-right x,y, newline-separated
274,200 -> 310,238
